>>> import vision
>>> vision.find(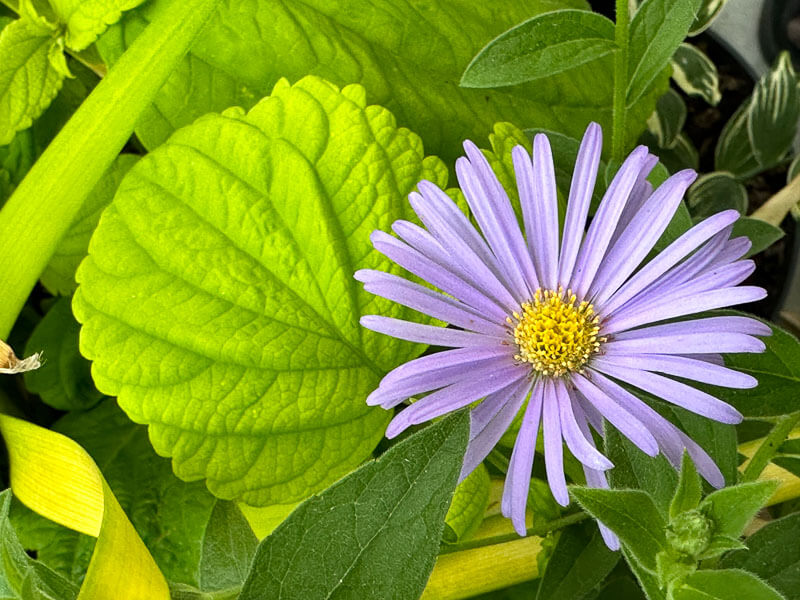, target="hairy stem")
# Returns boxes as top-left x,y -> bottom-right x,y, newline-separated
611,0 -> 630,161
0,0 -> 220,338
